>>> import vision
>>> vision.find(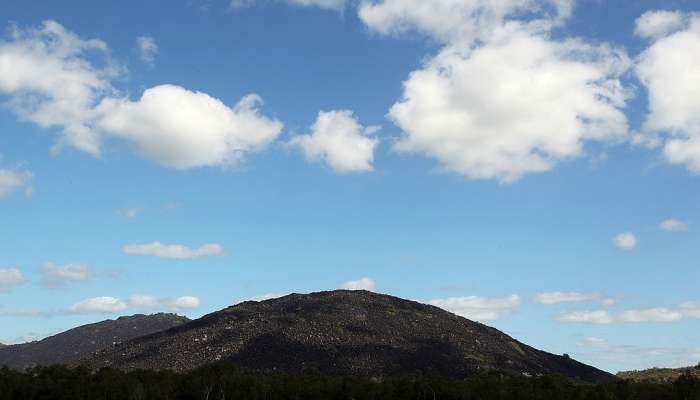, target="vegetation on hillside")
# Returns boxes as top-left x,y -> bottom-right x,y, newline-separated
1,363 -> 699,400
618,364 -> 700,383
